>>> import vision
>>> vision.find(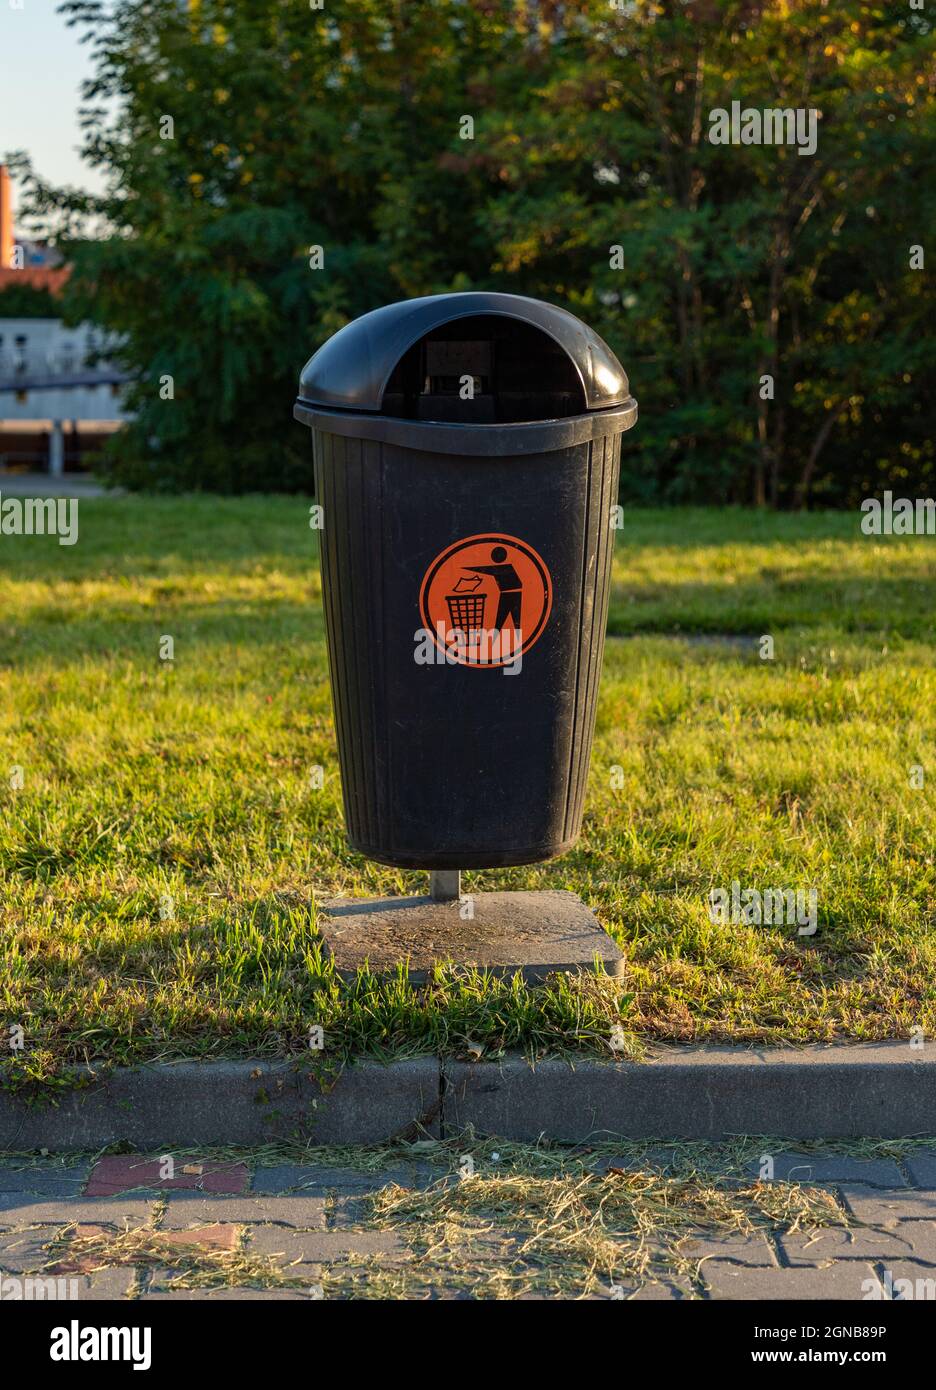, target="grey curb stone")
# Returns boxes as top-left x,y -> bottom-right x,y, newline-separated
1,1044 -> 934,1149
0,1059 -> 441,1150
443,1044 -> 936,1141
